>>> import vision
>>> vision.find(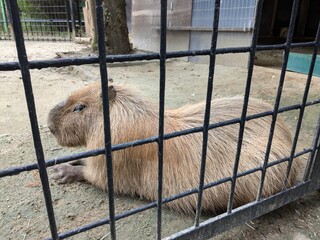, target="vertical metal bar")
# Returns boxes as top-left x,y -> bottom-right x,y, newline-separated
50,0 -> 54,38
187,0 -> 195,62
65,0 -> 71,40
50,20 -> 54,38
69,0 -> 76,40
40,21 -> 43,37
227,0 -> 265,214
285,20 -> 320,184
257,0 -> 300,201
194,0 -> 220,227
0,0 -> 8,33
76,0 -> 82,37
157,0 -> 167,238
304,115 -> 320,181
5,0 -> 13,39
309,124 -> 320,186
20,0 -> 27,39
9,0 -> 59,239
29,20 -> 34,39
95,0 -> 116,239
